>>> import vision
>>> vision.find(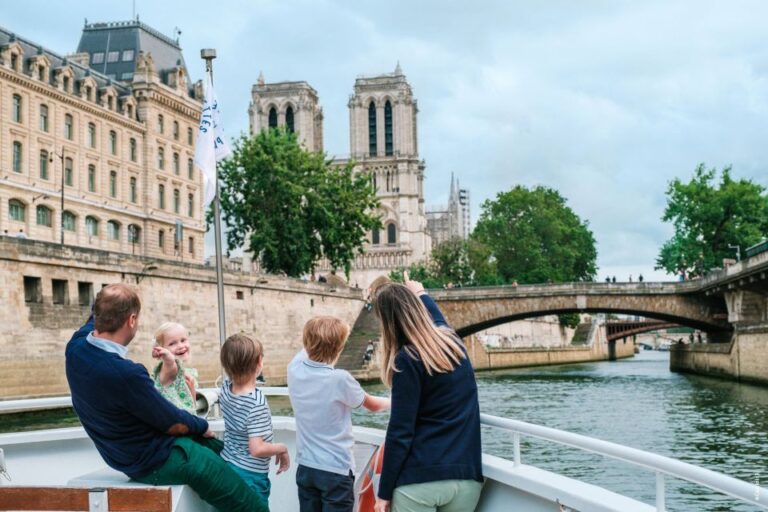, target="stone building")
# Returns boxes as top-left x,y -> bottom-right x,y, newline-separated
0,20 -> 205,262
426,173 -> 471,247
249,64 -> 432,287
